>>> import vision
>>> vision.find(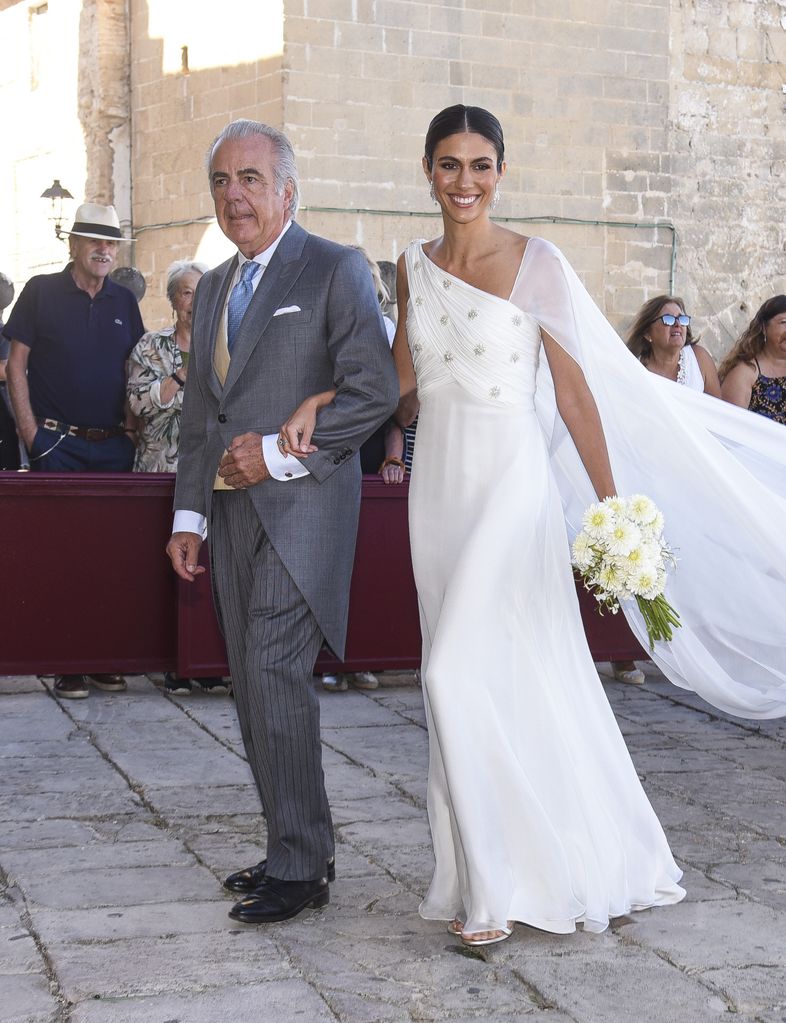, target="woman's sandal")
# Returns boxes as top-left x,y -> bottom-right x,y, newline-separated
447,918 -> 464,936
459,922 -> 513,947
